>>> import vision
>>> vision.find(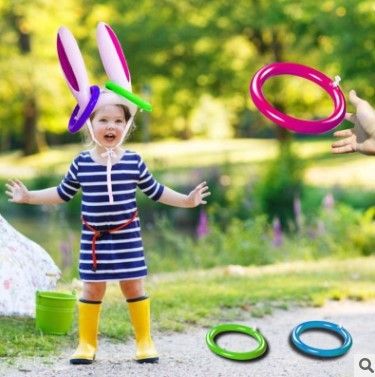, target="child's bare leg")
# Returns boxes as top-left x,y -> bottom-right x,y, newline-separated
119,278 -> 145,300
120,279 -> 158,363
82,281 -> 107,301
